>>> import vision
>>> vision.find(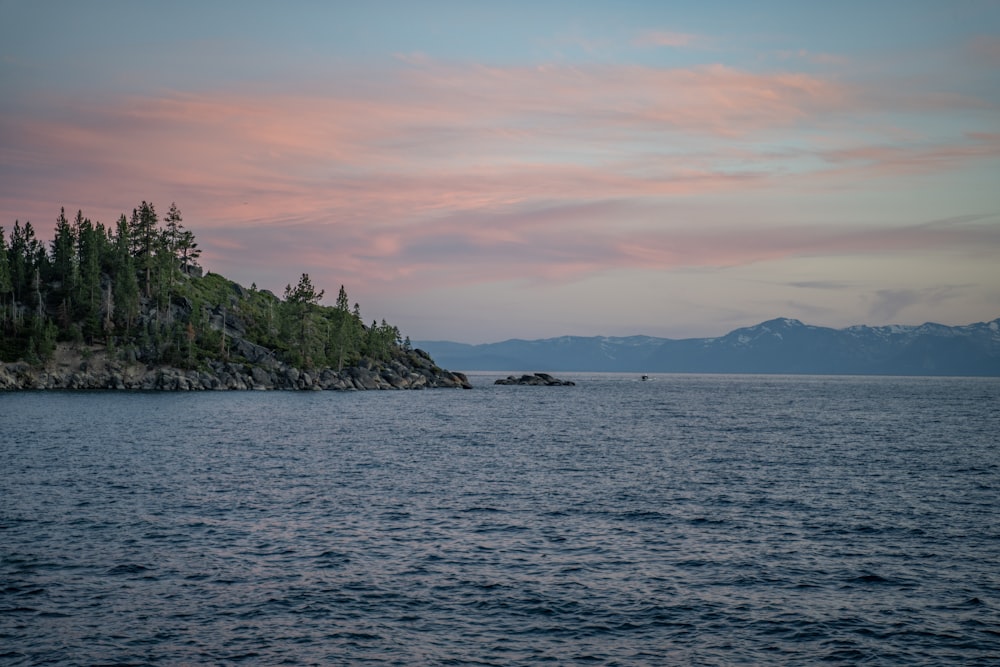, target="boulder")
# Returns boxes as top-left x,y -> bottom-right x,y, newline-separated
250,366 -> 272,388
